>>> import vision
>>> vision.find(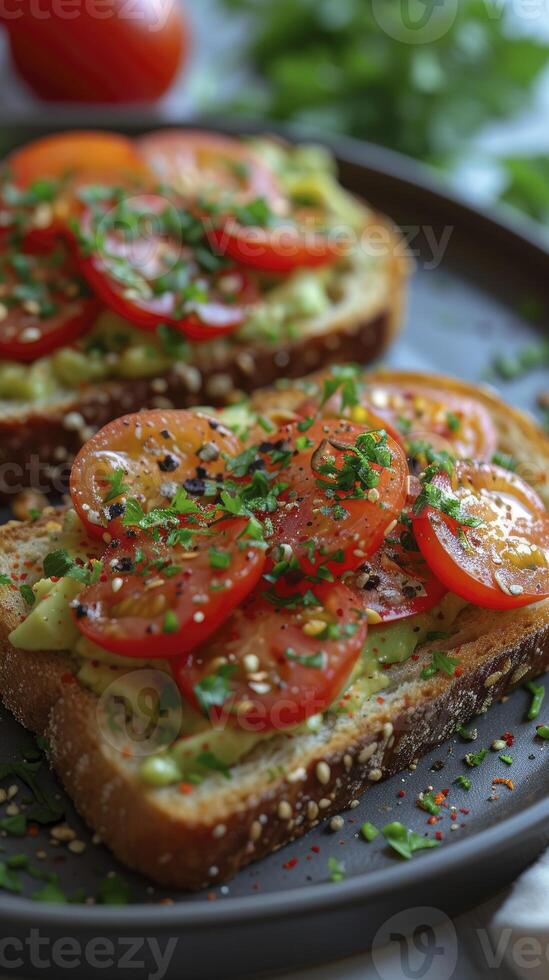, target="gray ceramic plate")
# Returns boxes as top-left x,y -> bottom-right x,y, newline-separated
0,122 -> 548,980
